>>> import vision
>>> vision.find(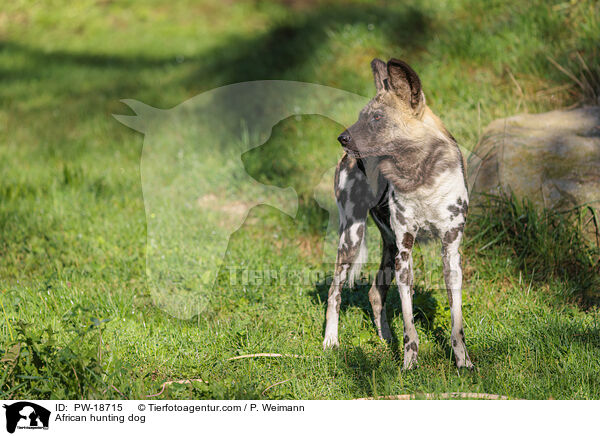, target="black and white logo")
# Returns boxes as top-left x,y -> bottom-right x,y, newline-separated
3,402 -> 50,433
